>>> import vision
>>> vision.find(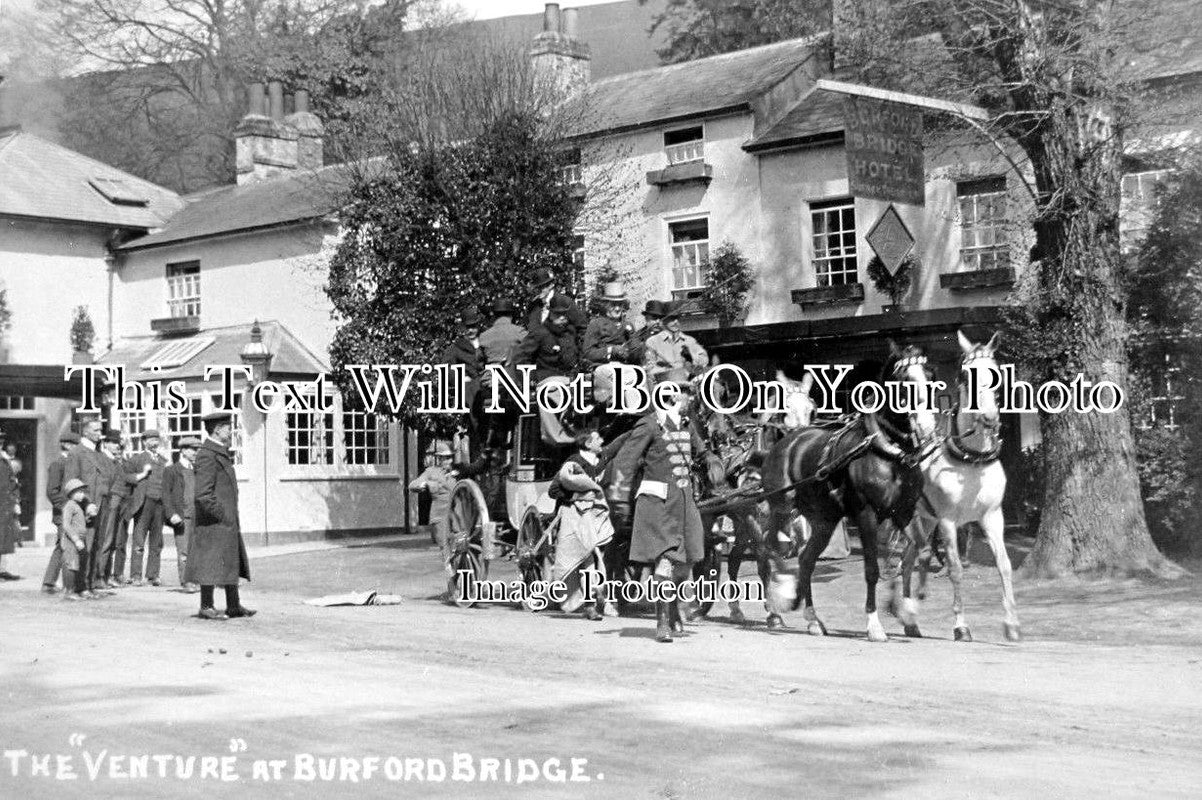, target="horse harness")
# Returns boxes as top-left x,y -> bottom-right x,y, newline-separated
943,348 -> 1003,465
